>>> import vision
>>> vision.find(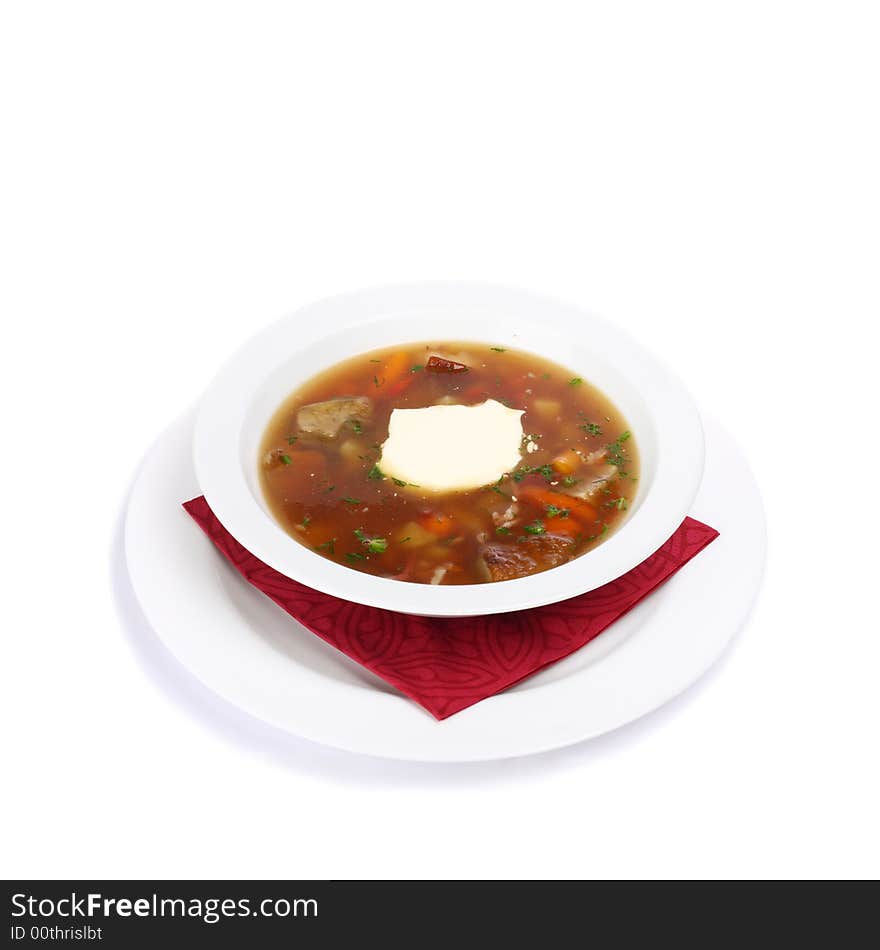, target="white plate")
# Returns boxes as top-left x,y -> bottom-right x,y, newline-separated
125,410 -> 764,762
193,284 -> 705,616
